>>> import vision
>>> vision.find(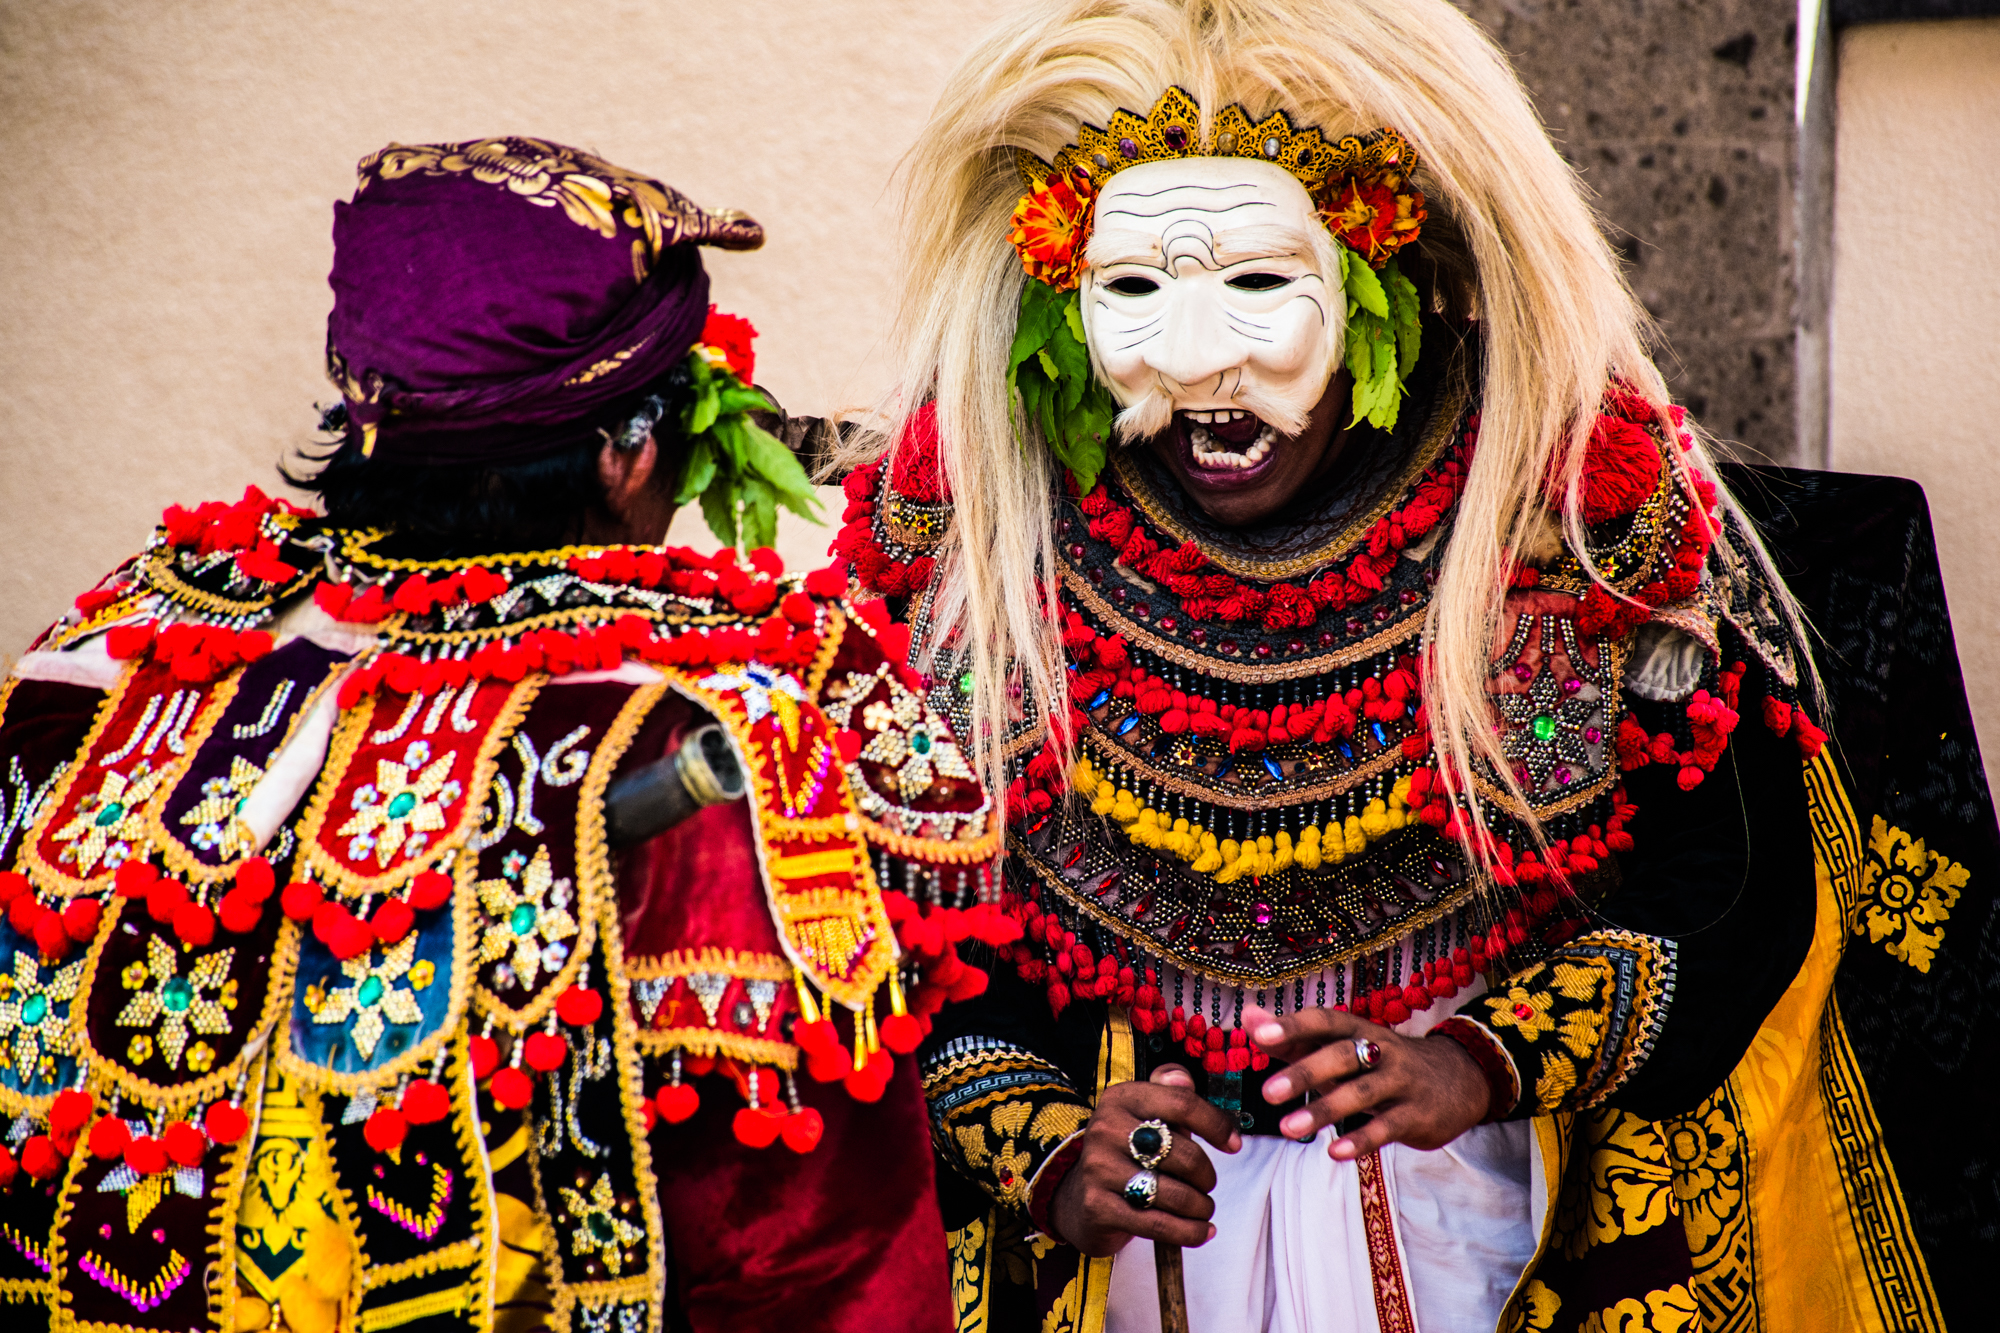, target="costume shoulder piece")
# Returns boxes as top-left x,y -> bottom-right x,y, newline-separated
0,487 -> 1005,1333
850,371 -> 1824,1120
